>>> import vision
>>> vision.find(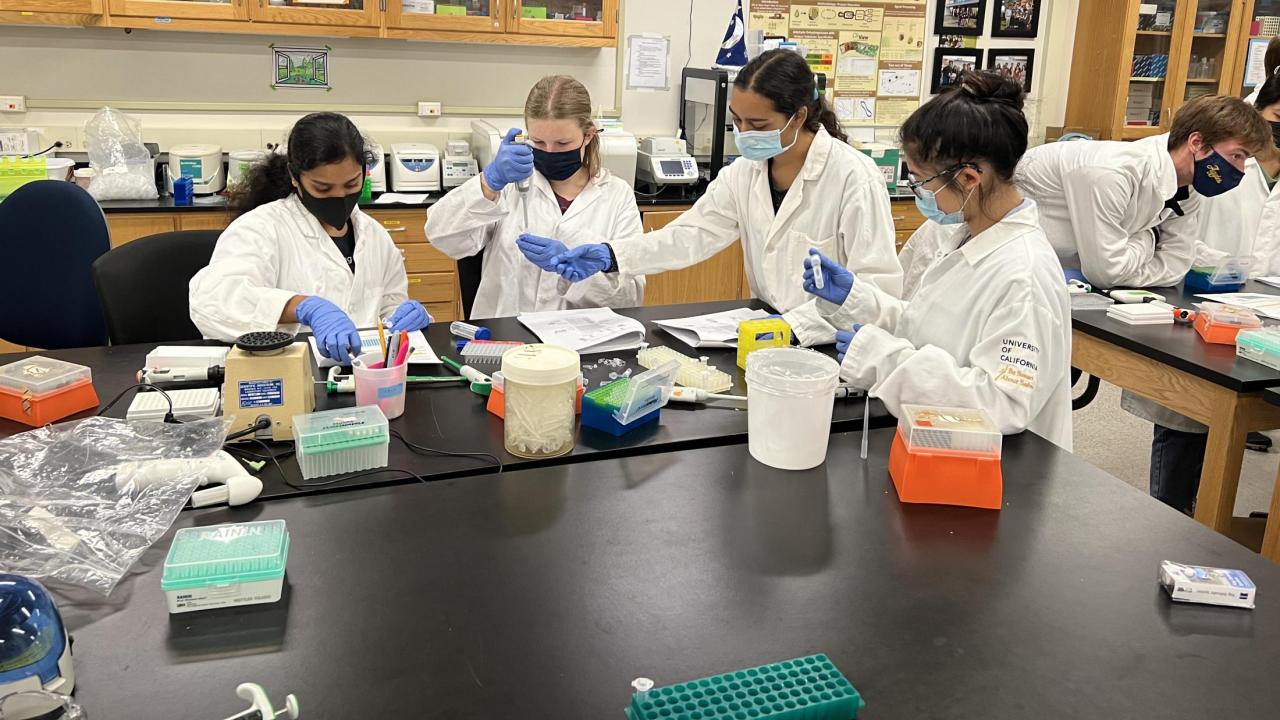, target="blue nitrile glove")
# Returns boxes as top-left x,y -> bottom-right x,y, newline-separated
1064,268 -> 1088,284
296,296 -> 363,365
516,233 -> 570,272
483,128 -> 534,192
803,249 -> 855,306
552,243 -> 613,282
388,300 -> 432,334
835,324 -> 863,363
